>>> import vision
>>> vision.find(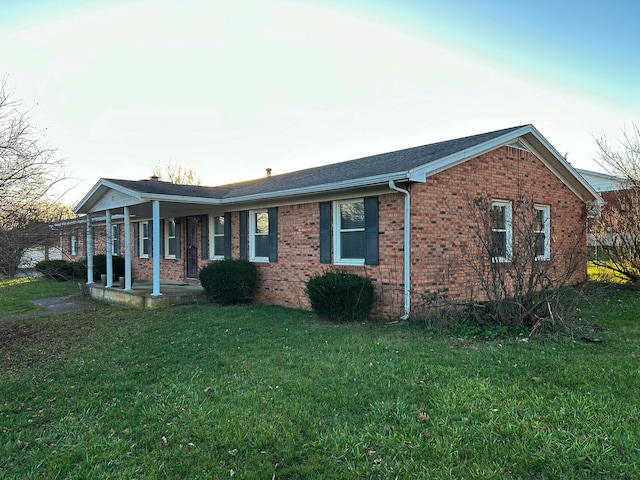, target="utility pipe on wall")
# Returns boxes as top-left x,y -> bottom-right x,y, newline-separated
388,180 -> 411,320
